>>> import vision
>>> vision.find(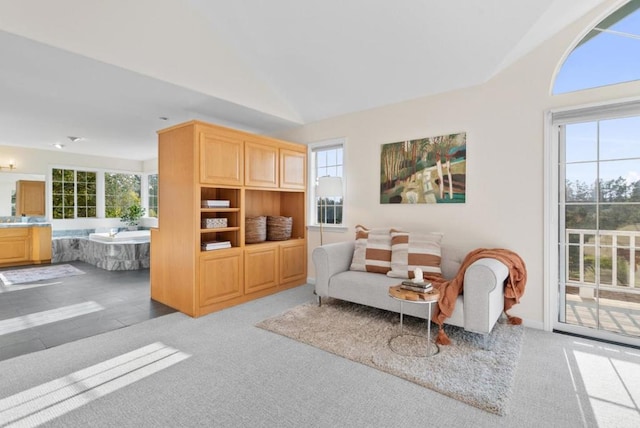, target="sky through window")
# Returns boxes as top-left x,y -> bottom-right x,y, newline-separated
553,1 -> 640,94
